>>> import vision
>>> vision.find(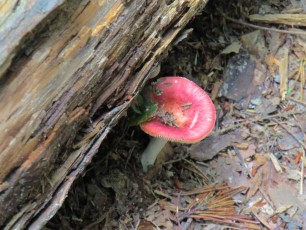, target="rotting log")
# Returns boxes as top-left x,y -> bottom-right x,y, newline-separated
0,0 -> 208,228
